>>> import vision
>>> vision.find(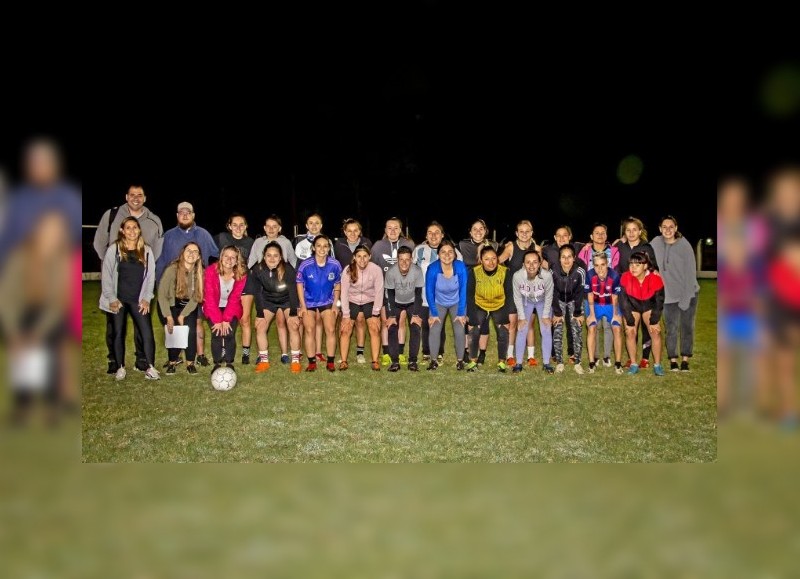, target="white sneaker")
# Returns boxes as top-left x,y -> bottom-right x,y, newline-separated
603,358 -> 612,368
574,363 -> 584,375
615,367 -> 624,375
555,363 -> 565,373
115,366 -> 127,381
356,354 -> 366,364
144,365 -> 160,380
